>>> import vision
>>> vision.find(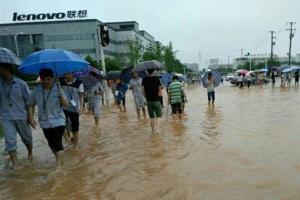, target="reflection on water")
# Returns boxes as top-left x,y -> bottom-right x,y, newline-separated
1,84 -> 300,200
